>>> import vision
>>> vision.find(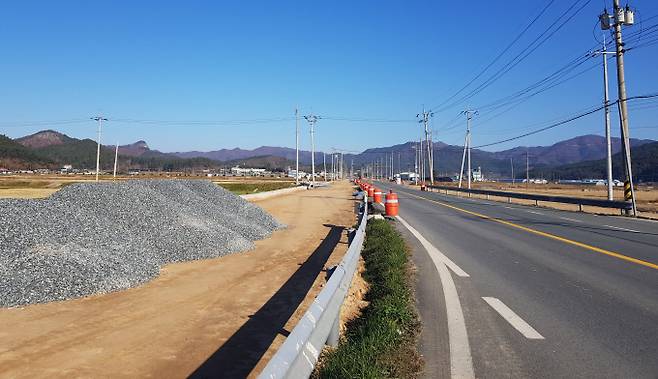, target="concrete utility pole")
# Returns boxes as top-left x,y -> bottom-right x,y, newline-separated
323,152 -> 327,181
412,145 -> 419,184
417,109 -> 435,184
526,150 -> 530,190
511,157 -> 515,185
458,110 -> 477,189
419,136 -> 424,183
304,114 -> 320,187
600,2 -> 637,215
331,152 -> 335,181
113,143 -> 119,179
91,116 -> 108,182
602,37 -> 614,201
592,35 -> 615,200
295,108 -> 300,185
340,152 -> 344,179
